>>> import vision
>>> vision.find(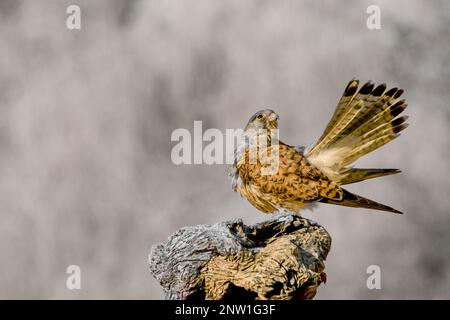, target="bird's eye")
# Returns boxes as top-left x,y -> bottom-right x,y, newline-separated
256,114 -> 264,120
